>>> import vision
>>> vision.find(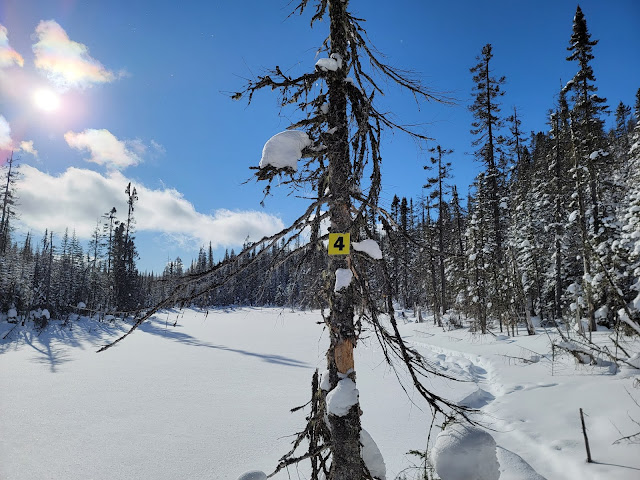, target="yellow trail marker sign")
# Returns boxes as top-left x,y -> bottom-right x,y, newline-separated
328,233 -> 350,255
